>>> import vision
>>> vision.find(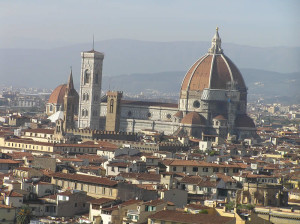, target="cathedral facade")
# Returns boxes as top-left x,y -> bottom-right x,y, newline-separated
99,28 -> 256,143
47,28 -> 256,143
